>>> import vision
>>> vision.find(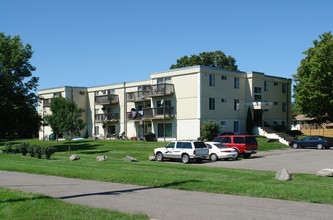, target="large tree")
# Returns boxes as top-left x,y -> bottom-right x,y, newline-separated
0,33 -> 40,138
170,50 -> 238,70
293,32 -> 333,122
45,97 -> 85,153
